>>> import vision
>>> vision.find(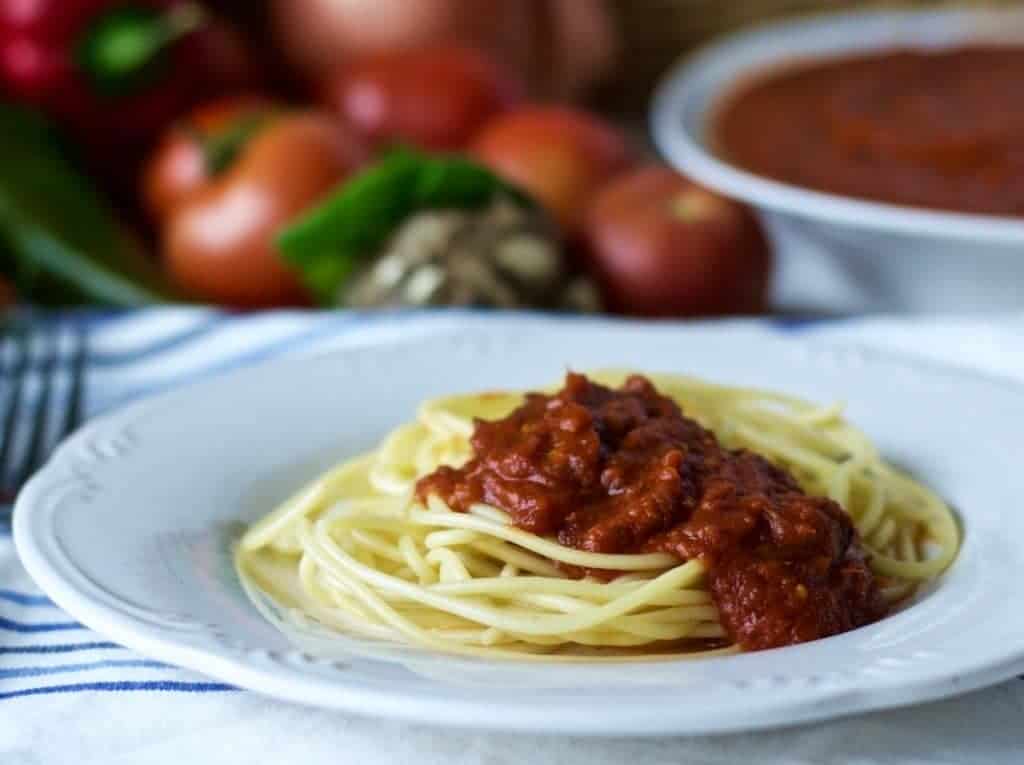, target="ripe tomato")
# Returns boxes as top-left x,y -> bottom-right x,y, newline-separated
470,106 -> 633,232
582,165 -> 772,317
143,96 -> 274,221
162,111 -> 365,307
322,45 -> 523,151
